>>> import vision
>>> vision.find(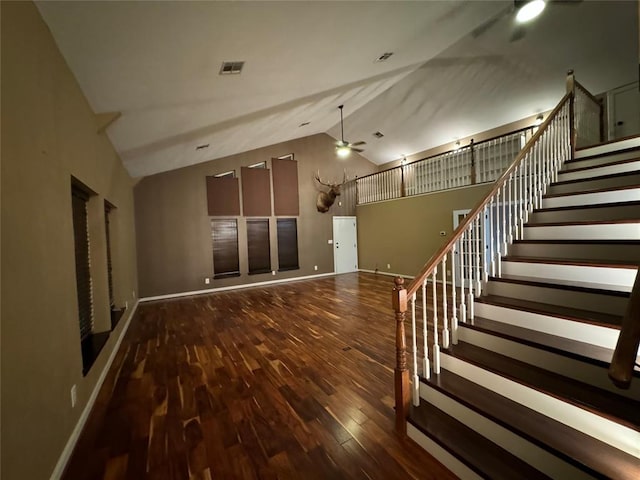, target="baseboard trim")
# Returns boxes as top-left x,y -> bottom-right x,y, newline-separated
358,269 -> 415,279
139,272 -> 337,302
50,300 -> 139,480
